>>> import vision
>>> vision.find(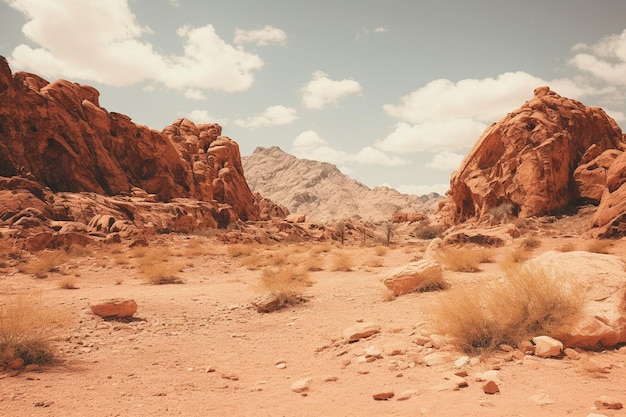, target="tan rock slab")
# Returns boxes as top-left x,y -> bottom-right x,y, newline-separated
90,298 -> 138,318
